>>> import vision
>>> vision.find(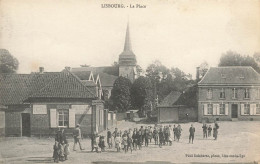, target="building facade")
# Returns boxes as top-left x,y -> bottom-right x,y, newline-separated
198,67 -> 260,122
0,68 -> 117,137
